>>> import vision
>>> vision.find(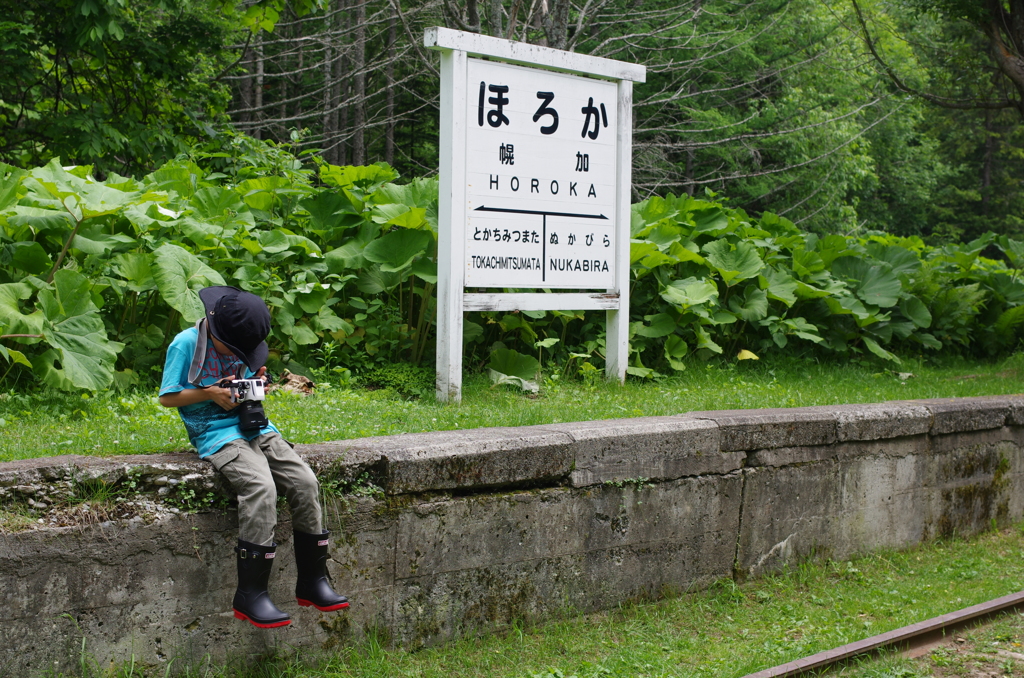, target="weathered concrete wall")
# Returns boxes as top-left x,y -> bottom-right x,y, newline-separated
2,396 -> 1023,676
